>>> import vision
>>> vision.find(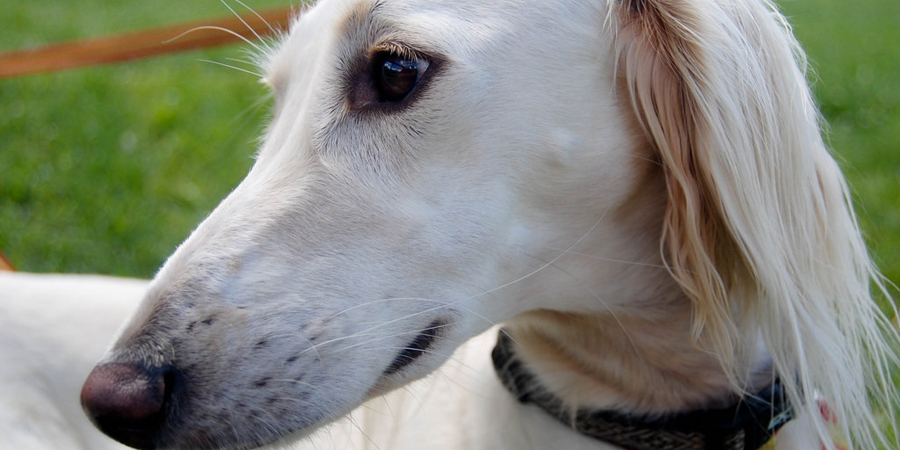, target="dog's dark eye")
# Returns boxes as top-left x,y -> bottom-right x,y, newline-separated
372,52 -> 427,103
